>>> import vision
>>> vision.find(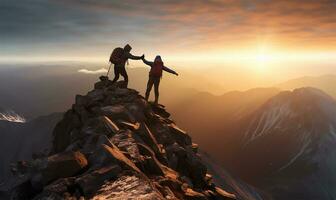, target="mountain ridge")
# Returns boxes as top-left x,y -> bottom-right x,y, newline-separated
2,77 -> 264,200
229,87 -> 336,199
